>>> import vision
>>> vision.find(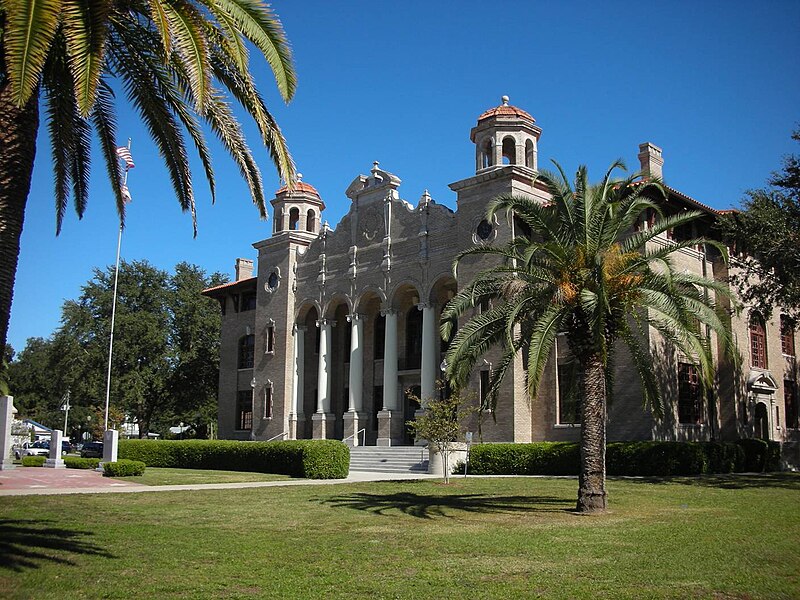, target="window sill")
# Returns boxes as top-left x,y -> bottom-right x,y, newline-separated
237,367 -> 254,372
553,423 -> 580,428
